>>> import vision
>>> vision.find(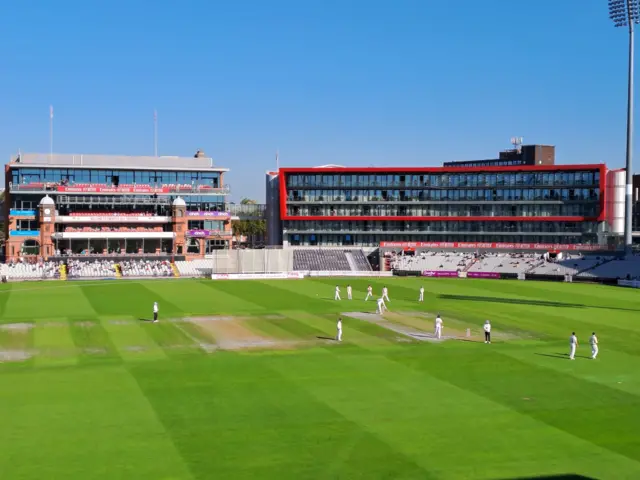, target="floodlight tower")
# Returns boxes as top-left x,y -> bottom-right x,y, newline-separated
609,0 -> 640,255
